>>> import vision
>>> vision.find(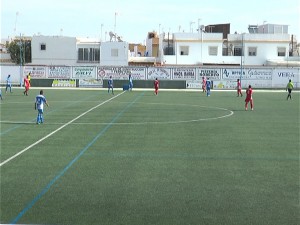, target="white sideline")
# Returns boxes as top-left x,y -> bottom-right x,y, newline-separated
0,91 -> 125,167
